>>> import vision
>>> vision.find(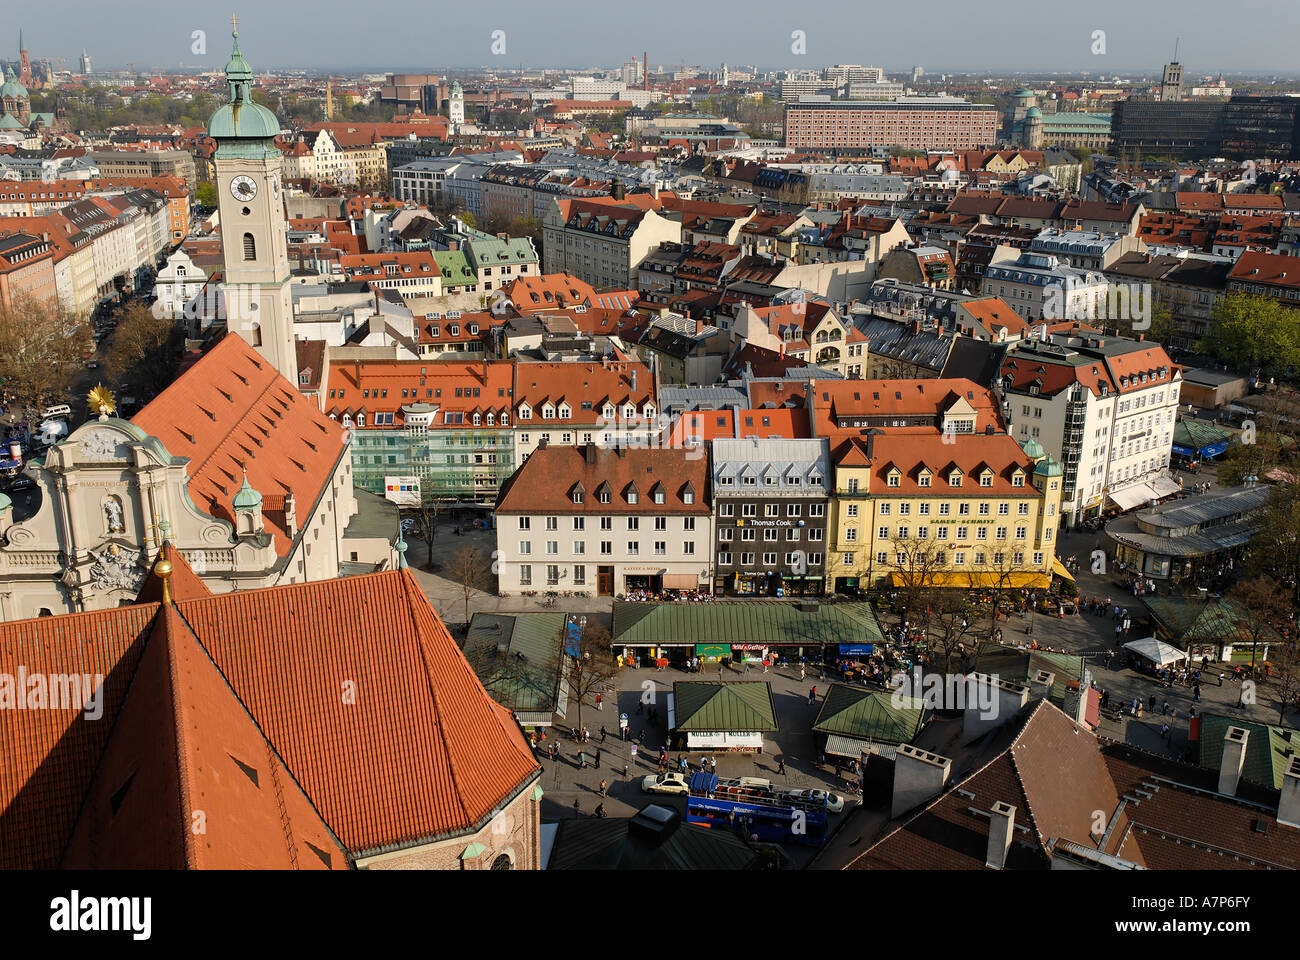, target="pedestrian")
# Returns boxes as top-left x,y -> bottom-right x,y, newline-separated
800,664 -> 807,681
808,686 -> 817,705
579,751 -> 587,769
583,726 -> 590,743
1148,694 -> 1156,712
1161,723 -> 1170,741
743,660 -> 751,674
777,756 -> 786,775
1218,672 -> 1224,687
574,798 -> 581,816
1194,686 -> 1201,703
596,693 -> 603,711
600,778 -> 607,796
1162,700 -> 1169,715
595,748 -> 601,769
595,802 -> 607,818
600,725 -> 607,742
